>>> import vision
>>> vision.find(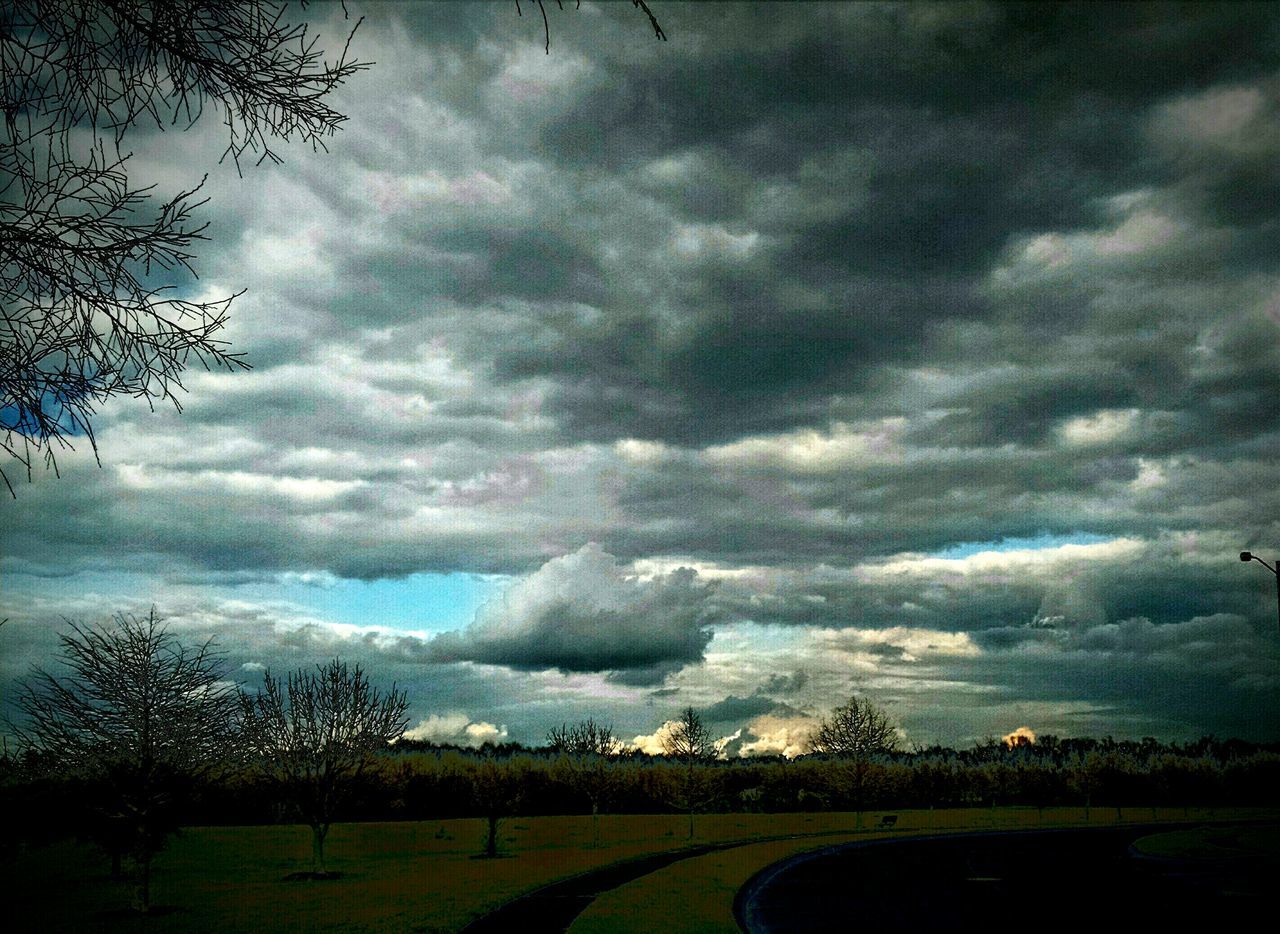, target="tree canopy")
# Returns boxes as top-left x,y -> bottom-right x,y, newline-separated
13,609 -> 238,909
808,694 -> 899,759
238,658 -> 408,876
